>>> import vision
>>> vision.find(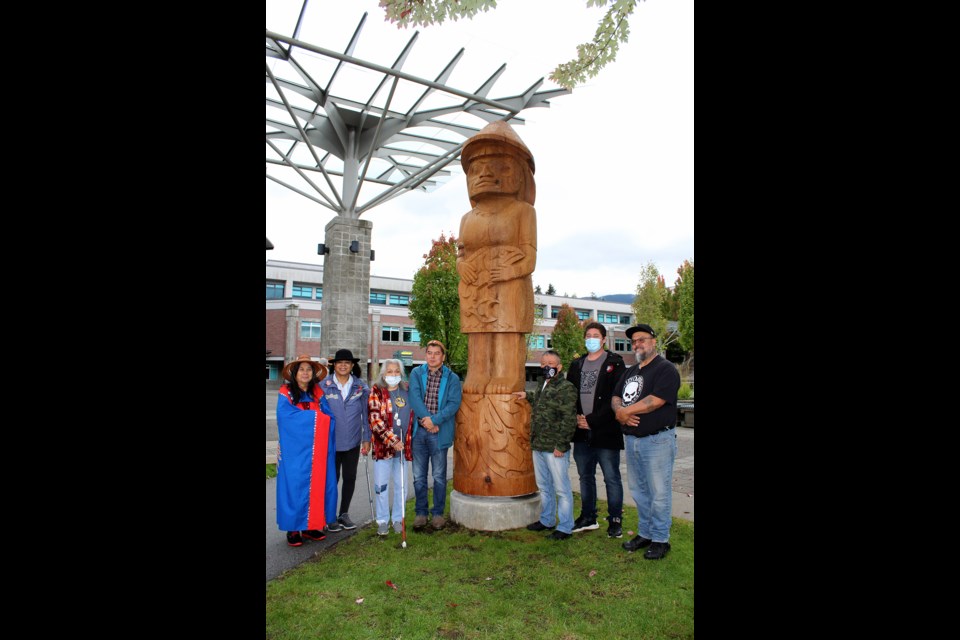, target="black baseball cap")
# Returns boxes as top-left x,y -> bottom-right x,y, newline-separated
625,324 -> 657,339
